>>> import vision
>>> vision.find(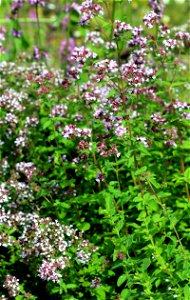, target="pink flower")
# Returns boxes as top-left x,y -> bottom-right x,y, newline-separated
143,11 -> 159,28
3,275 -> 20,298
79,0 -> 104,25
115,125 -> 127,137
